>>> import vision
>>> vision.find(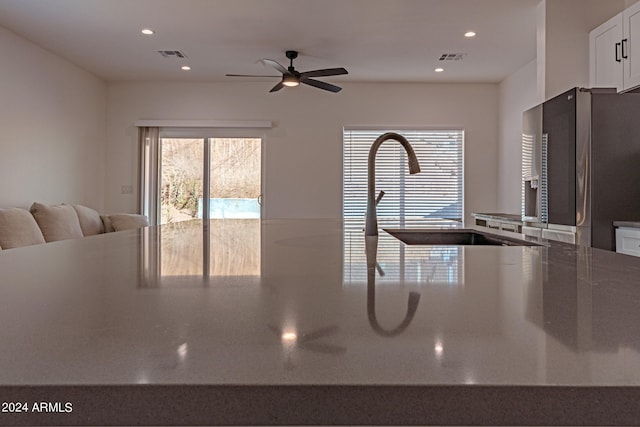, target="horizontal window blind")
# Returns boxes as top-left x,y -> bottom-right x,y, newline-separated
521,132 -> 533,219
343,129 -> 464,231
